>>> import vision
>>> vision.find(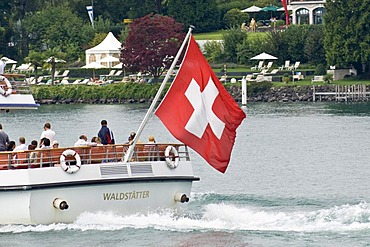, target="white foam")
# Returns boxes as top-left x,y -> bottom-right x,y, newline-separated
1,202 -> 370,233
